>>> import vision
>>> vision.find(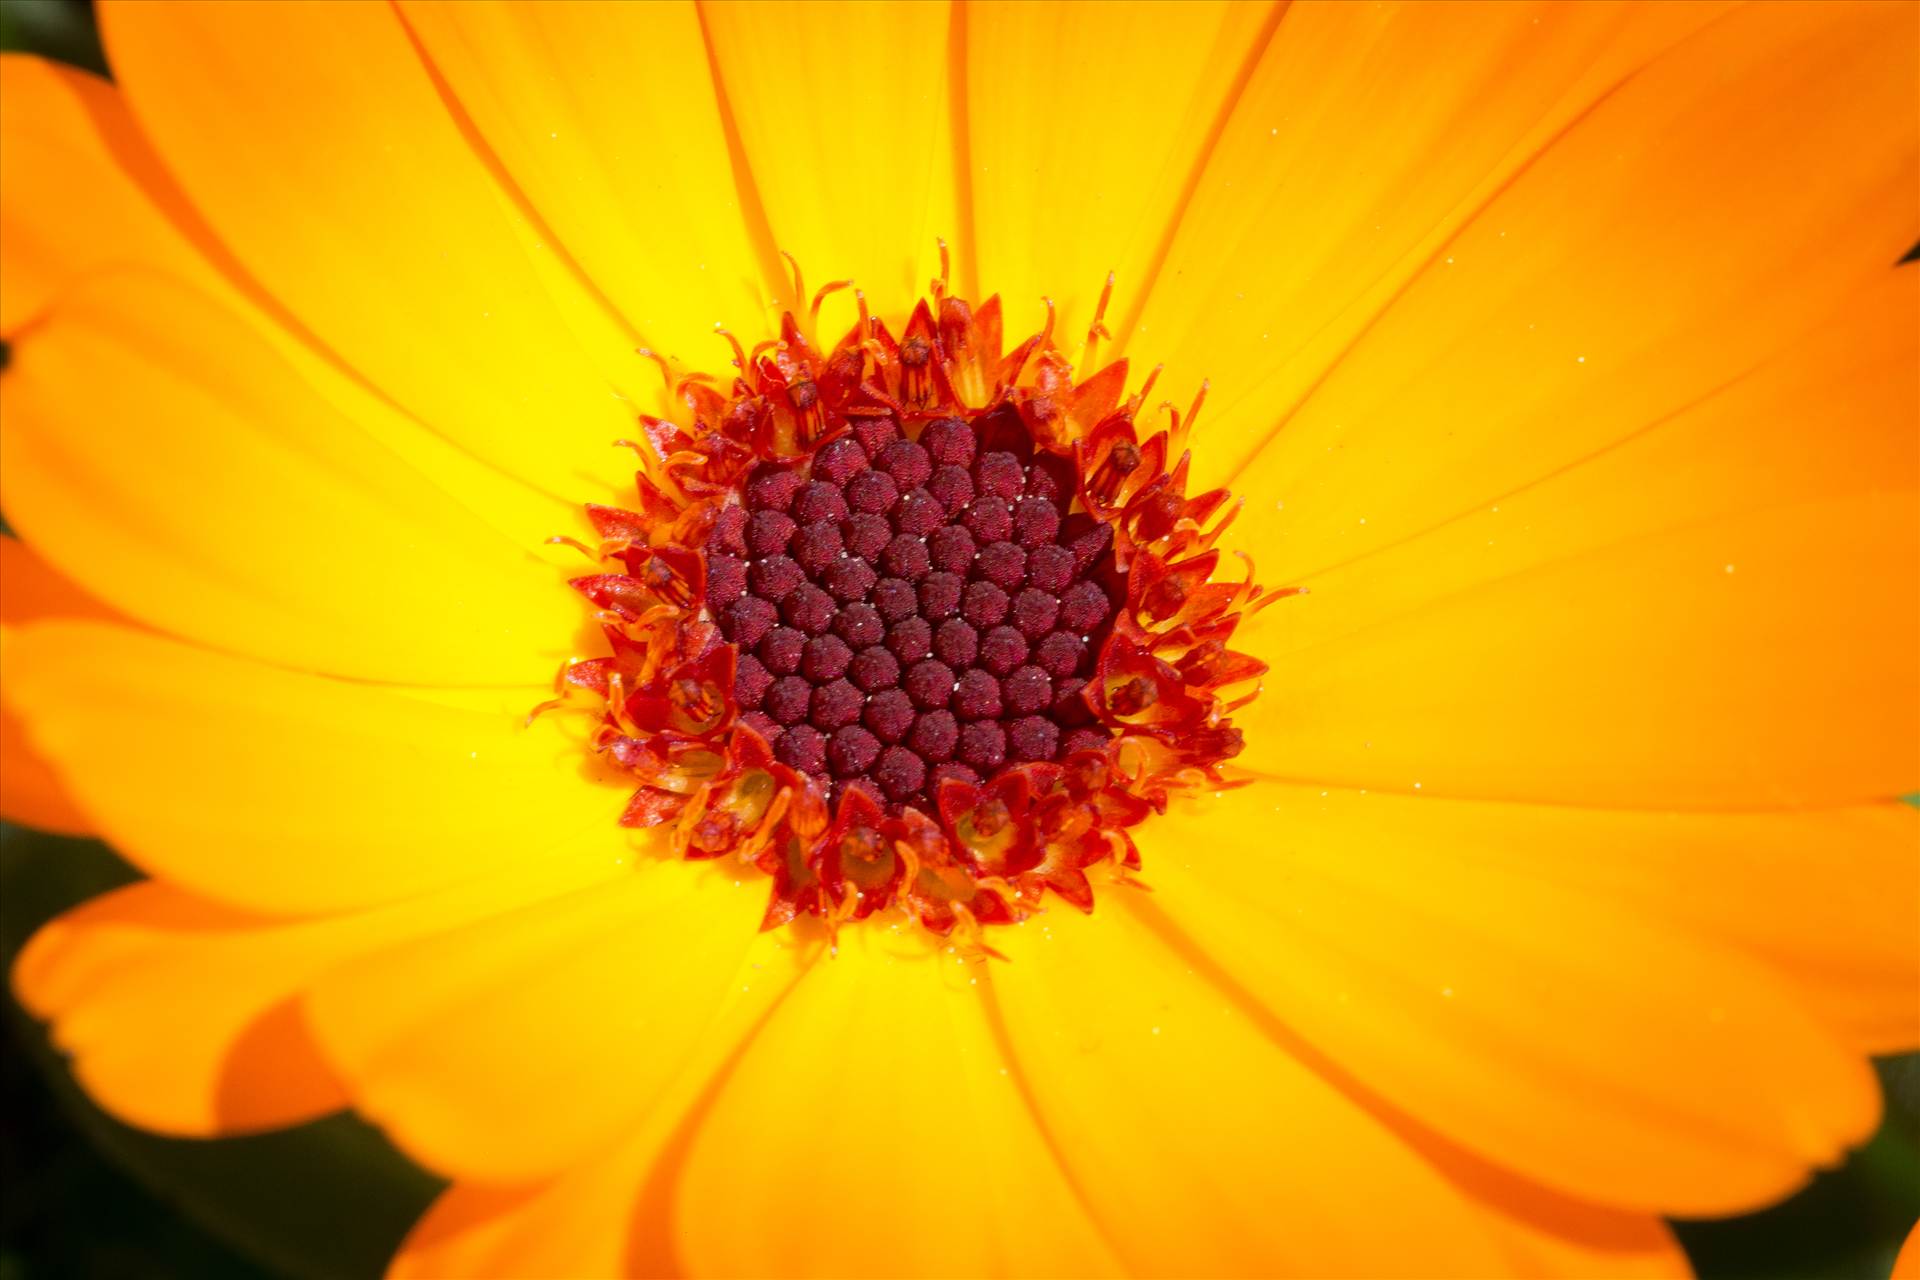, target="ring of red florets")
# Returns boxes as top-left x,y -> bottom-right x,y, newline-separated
550,267 -> 1286,938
